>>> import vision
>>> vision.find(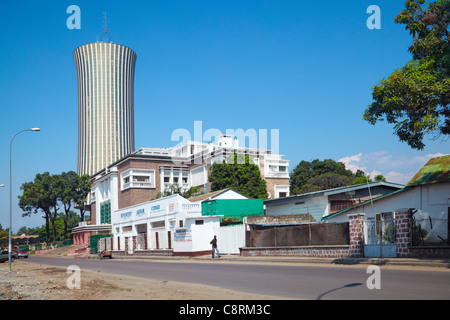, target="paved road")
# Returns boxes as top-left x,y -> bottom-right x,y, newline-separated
27,256 -> 450,300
